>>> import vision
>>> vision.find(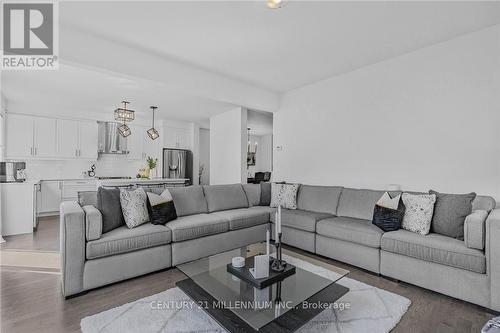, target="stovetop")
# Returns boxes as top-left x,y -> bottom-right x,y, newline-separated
95,176 -> 132,180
